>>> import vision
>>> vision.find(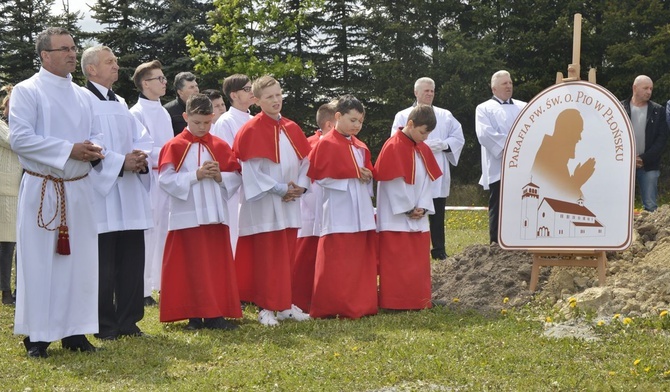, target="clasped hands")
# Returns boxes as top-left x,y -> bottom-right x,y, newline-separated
123,150 -> 149,173
196,160 -> 222,183
405,207 -> 427,220
71,140 -> 104,163
282,181 -> 305,202
359,167 -> 373,184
